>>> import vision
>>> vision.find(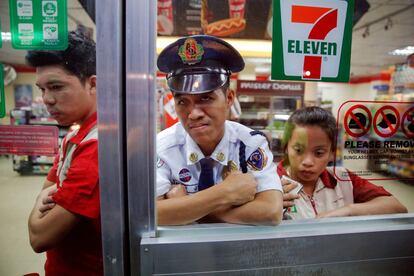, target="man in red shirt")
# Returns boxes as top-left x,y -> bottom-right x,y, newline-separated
27,31 -> 102,276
